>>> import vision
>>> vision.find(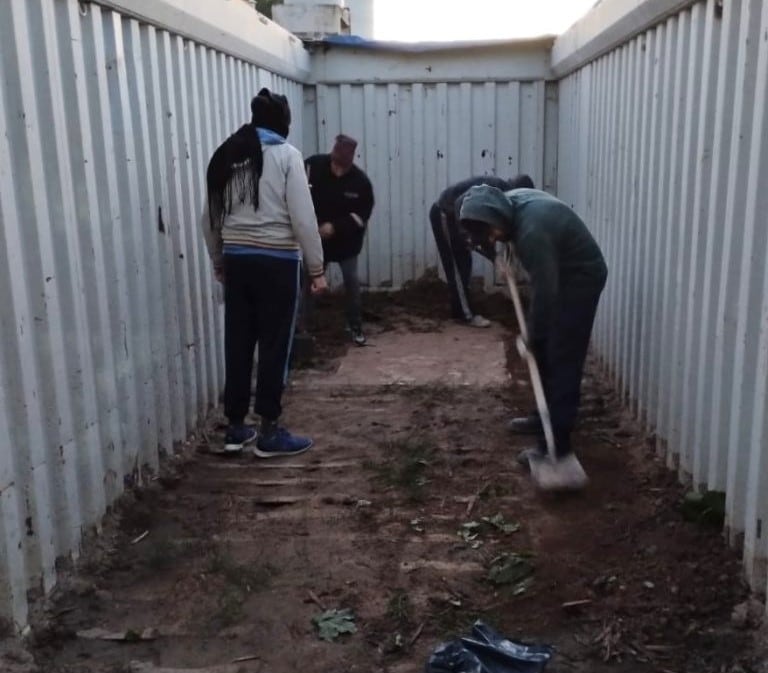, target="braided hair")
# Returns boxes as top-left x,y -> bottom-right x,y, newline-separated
205,88 -> 291,229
